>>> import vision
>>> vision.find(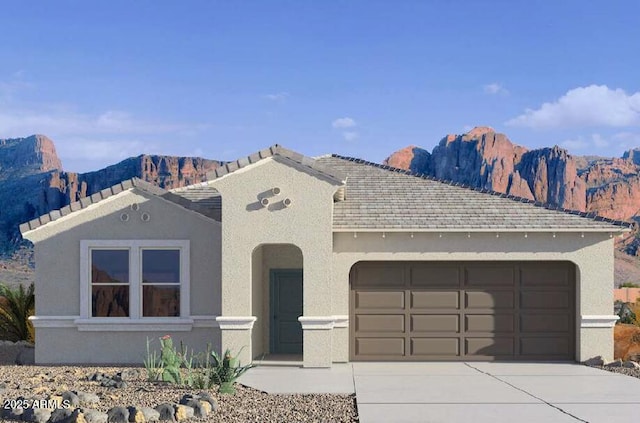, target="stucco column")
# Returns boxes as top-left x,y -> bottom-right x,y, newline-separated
299,317 -> 333,367
216,317 -> 256,364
